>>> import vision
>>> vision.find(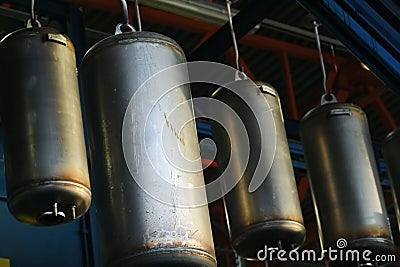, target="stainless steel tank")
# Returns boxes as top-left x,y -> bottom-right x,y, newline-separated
0,27 -> 91,226
81,31 -> 216,267
383,128 -> 400,232
300,102 -> 394,264
211,82 -> 305,260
